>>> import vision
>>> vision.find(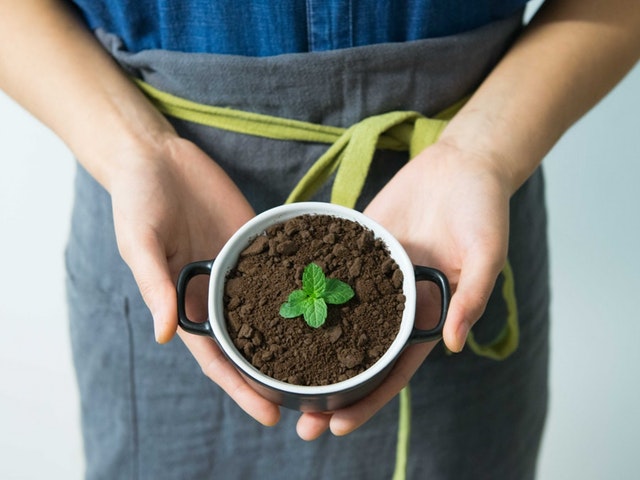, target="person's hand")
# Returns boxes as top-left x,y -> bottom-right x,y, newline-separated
109,135 -> 281,427
295,140 -> 512,439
